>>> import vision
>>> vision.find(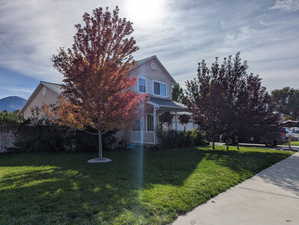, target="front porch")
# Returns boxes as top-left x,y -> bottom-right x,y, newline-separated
129,97 -> 190,145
